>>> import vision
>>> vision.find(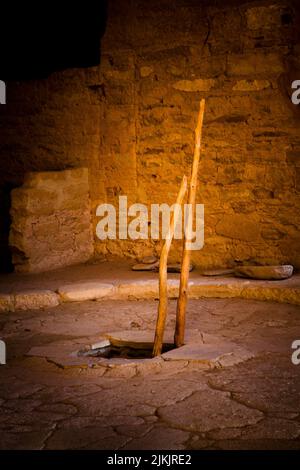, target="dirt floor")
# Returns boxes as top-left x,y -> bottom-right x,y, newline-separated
0,296 -> 300,450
